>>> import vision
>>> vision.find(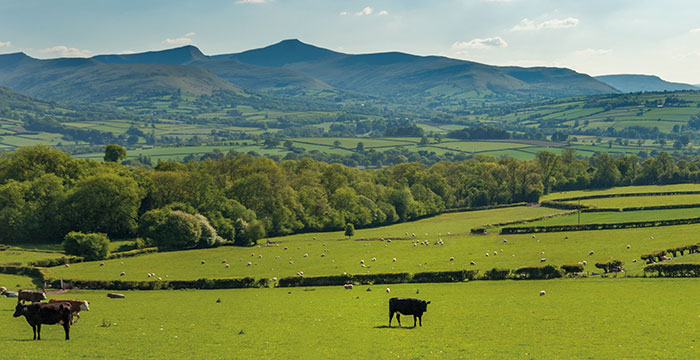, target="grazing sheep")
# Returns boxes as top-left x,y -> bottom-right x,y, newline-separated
485,253 -> 489,257
447,232 -> 451,235
120,272 -> 125,276
313,237 -> 317,240
372,258 -> 376,262
259,255 -> 263,258
540,258 -> 546,262
532,235 -> 536,239
65,264 -> 70,268
289,260 -> 294,264
503,239 -> 508,243
284,247 -> 288,250
393,258 -> 397,262
413,243 -> 417,247
632,259 -> 638,263
304,253 -> 309,257
201,260 -> 206,264
251,254 -> 255,257
412,233 -> 416,237
386,288 -> 391,293
99,263 -> 104,266
362,264 -> 366,268
360,260 -> 365,264
450,257 -> 454,261
247,262 -> 252,266
470,261 -> 475,265
344,284 -> 354,290
387,239 -> 392,243
626,245 -> 631,249
589,251 -> 594,255
540,290 -> 546,296
582,261 -> 587,265
222,260 -> 227,263
493,251 -> 498,255
147,274 -> 152,278
272,277 -> 277,282
321,254 -> 325,257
